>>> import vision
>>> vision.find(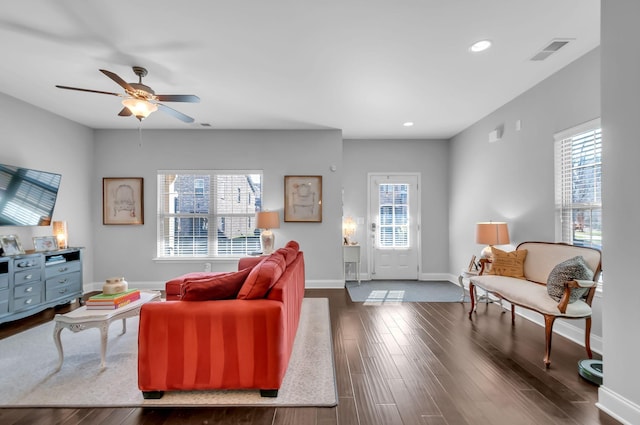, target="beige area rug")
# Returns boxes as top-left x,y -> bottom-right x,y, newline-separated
0,298 -> 337,407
